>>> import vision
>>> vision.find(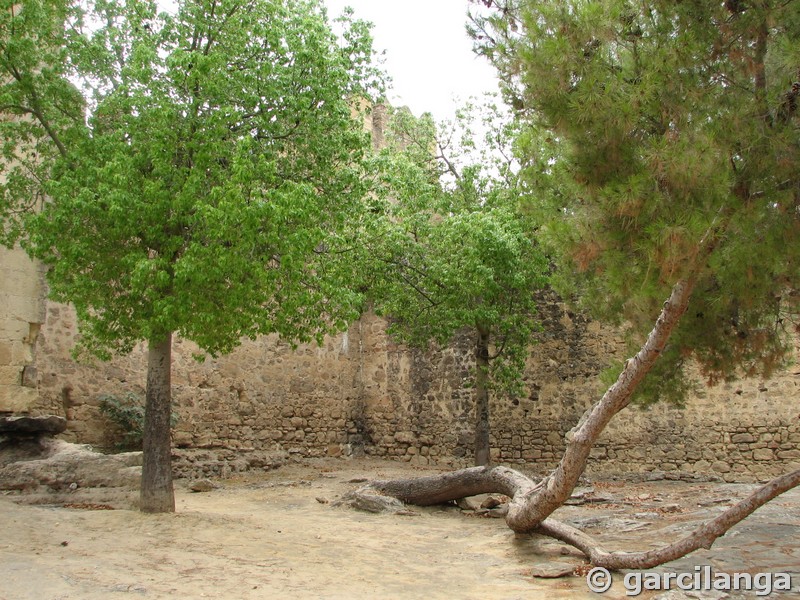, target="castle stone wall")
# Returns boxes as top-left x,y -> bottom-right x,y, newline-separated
22,291 -> 800,483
